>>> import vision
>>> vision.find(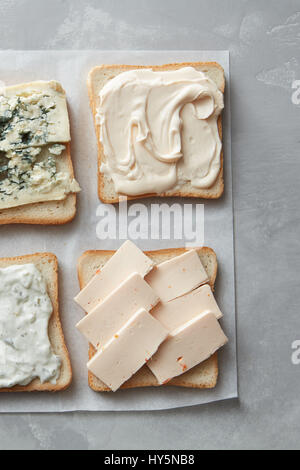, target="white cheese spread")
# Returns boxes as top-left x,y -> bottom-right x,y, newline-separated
0,263 -> 61,388
97,67 -> 224,196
